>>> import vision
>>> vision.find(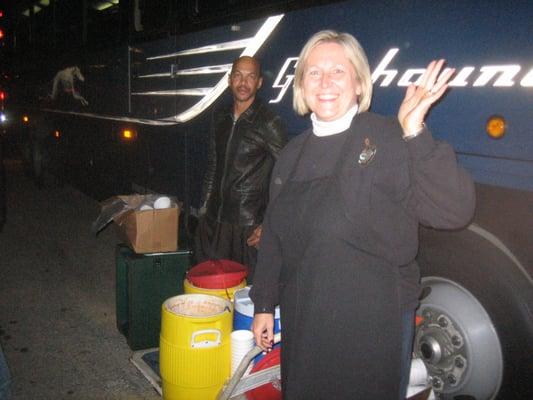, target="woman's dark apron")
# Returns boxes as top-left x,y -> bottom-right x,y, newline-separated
268,127 -> 403,399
